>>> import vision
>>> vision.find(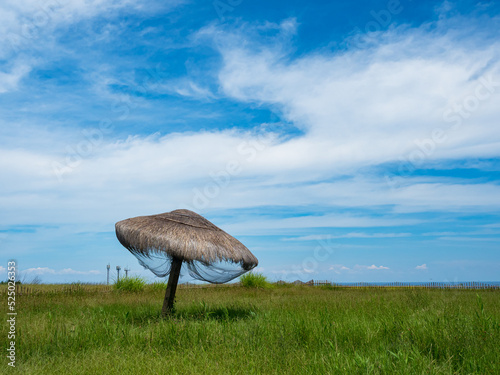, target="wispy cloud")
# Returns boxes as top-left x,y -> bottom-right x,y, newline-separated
156,79 -> 216,100
329,264 -> 390,272
23,267 -> 101,275
415,264 -> 428,270
205,17 -> 500,171
286,233 -> 411,241
329,264 -> 350,274
60,268 -> 101,275
23,267 -> 56,275
438,236 -> 499,242
2,12 -> 500,233
363,265 -> 390,270
0,64 -> 31,93
1,2 -> 499,283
